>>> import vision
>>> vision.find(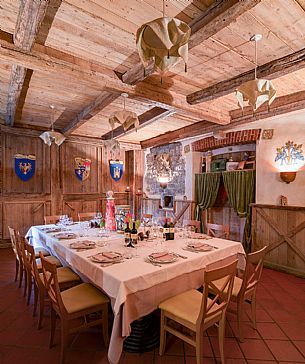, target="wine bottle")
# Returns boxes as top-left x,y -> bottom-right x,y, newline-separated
169,218 -> 175,240
163,218 -> 169,240
124,222 -> 131,245
130,221 -> 138,245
